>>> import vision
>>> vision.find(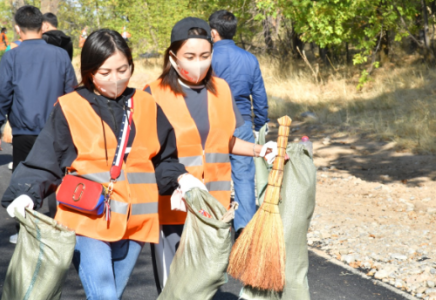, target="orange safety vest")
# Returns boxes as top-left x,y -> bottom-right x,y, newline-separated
146,77 -> 236,225
0,33 -> 7,50
55,90 -> 161,243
